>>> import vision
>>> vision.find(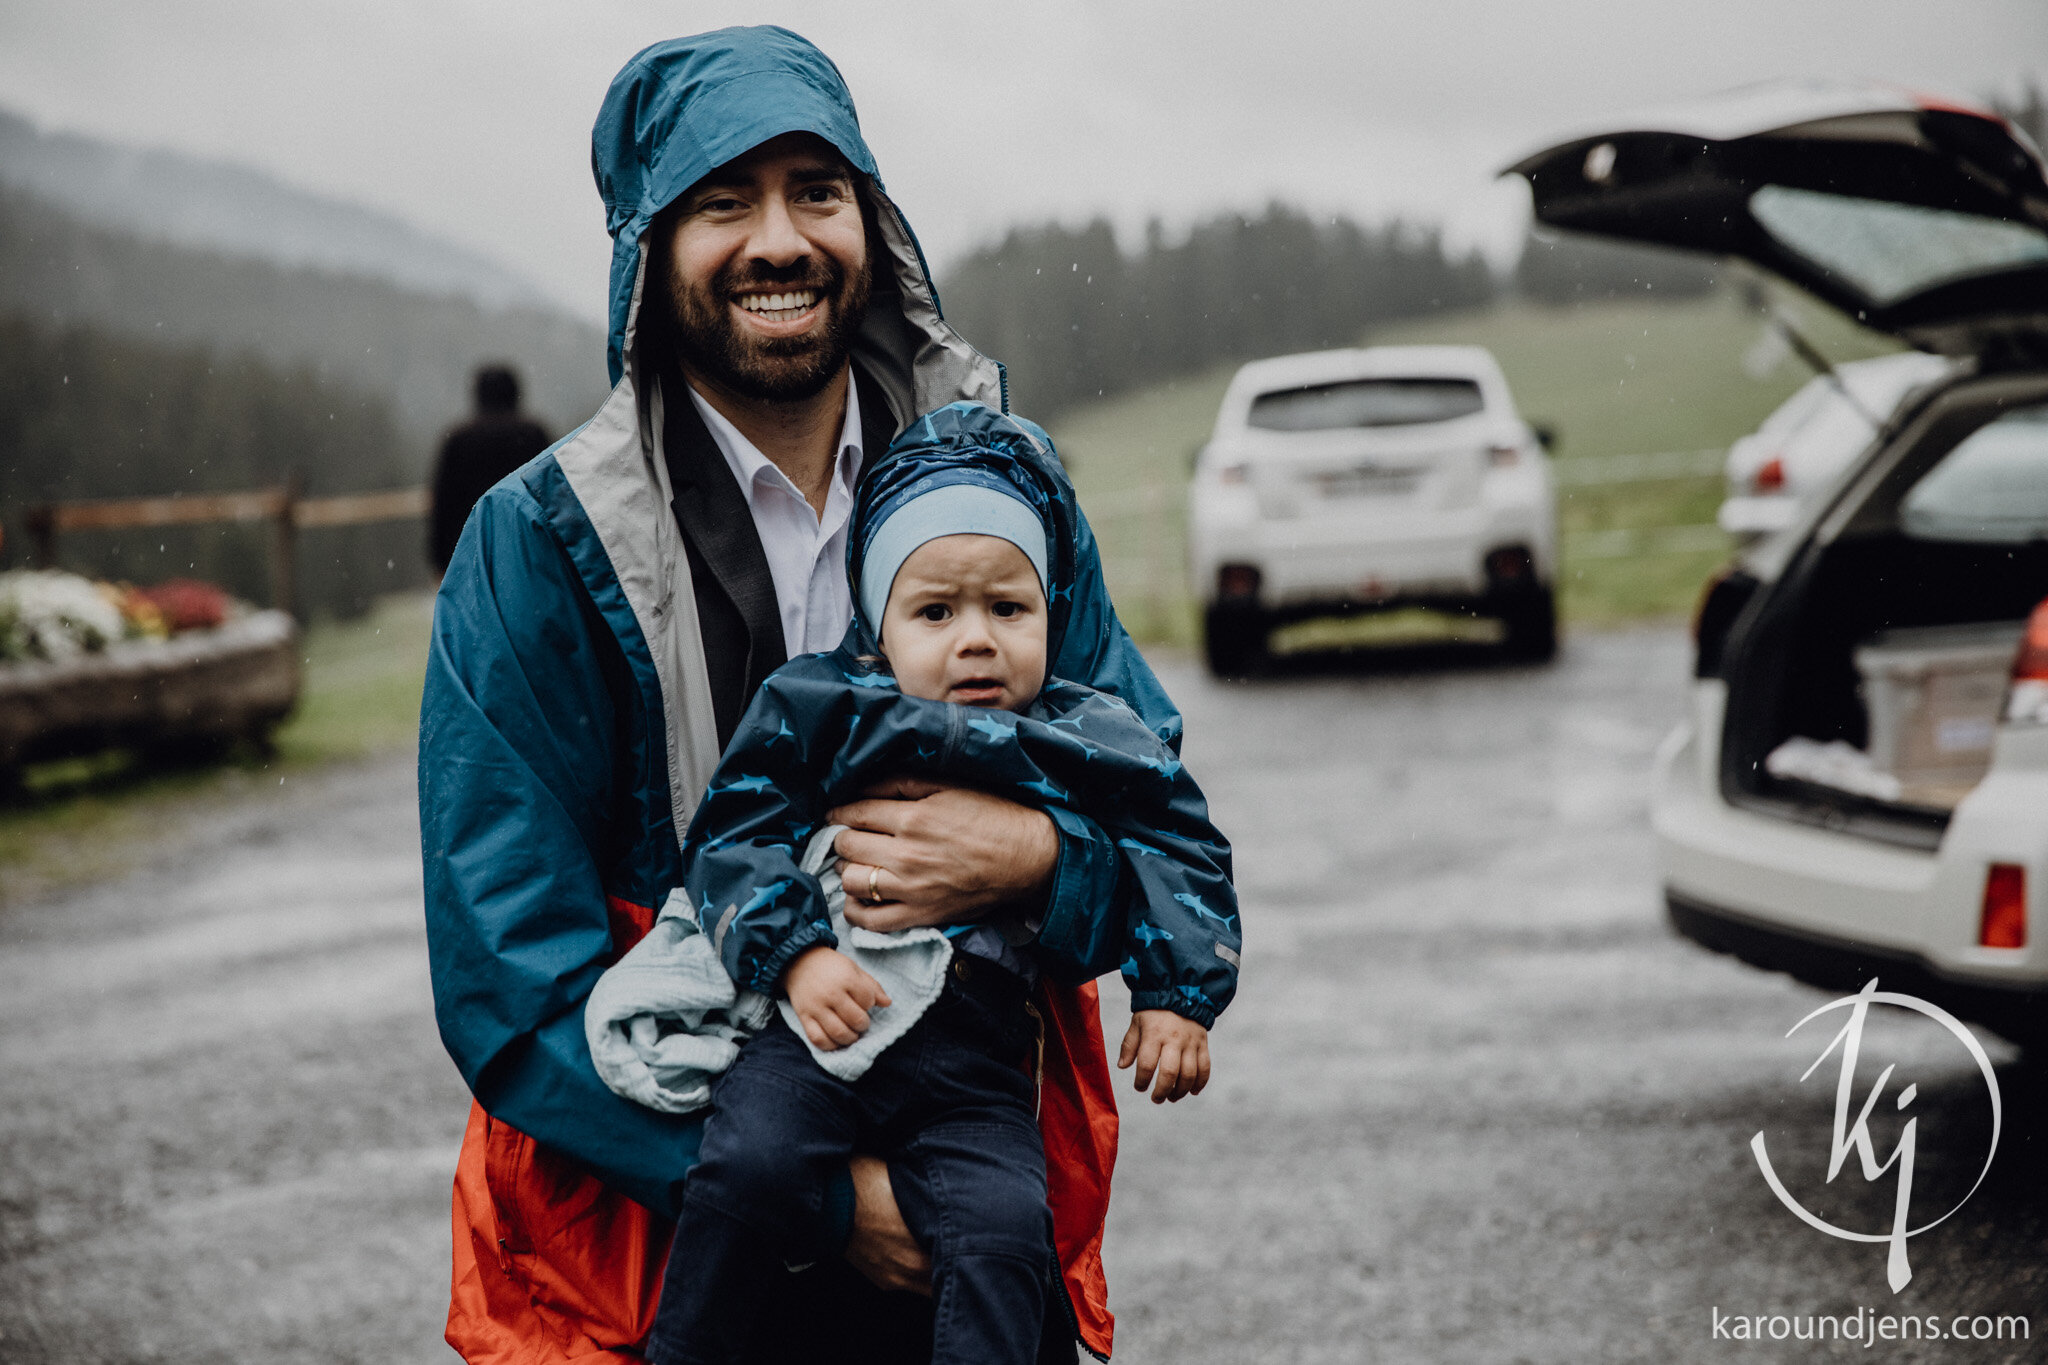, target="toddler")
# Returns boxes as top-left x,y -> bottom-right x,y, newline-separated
596,403 -> 1240,1365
